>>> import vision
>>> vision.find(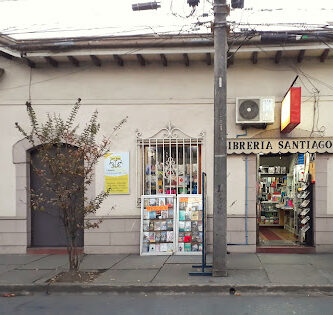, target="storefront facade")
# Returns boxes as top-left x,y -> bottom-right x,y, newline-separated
1,33 -> 333,254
